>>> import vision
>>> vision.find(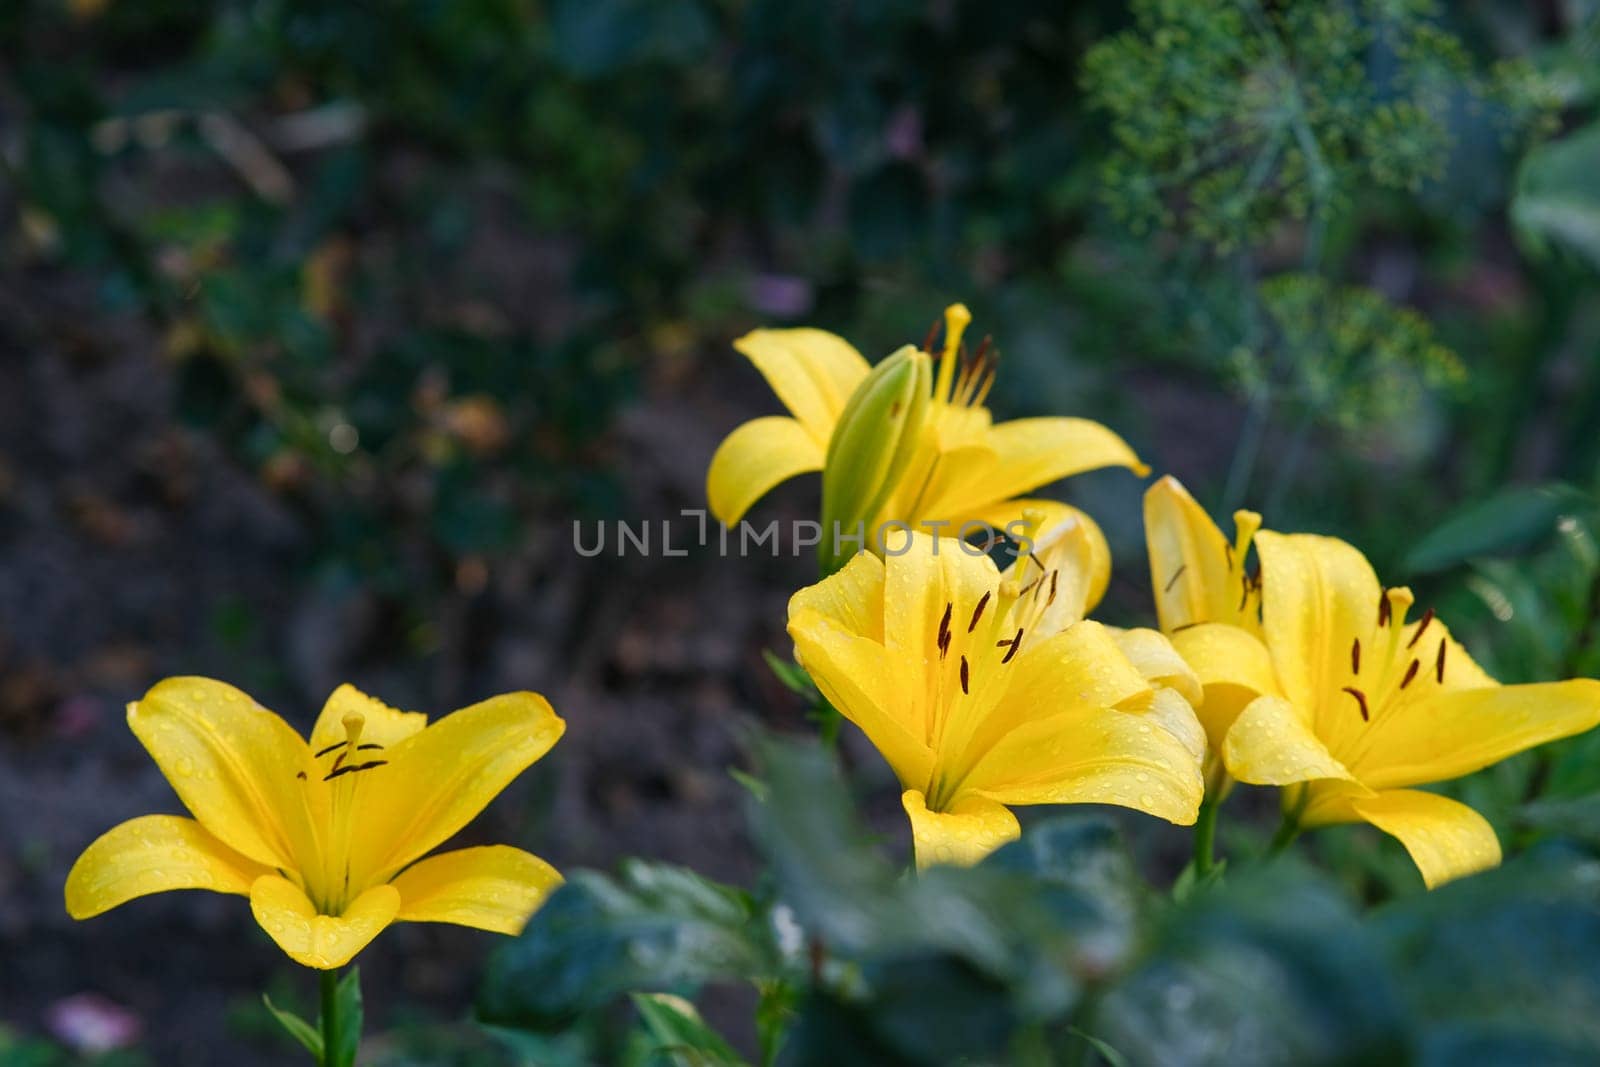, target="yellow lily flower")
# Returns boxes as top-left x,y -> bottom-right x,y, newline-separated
65,679 -> 565,968
1219,531 -> 1600,887
1143,476 -> 1282,755
787,530 -> 1205,869
706,304 -> 1149,545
